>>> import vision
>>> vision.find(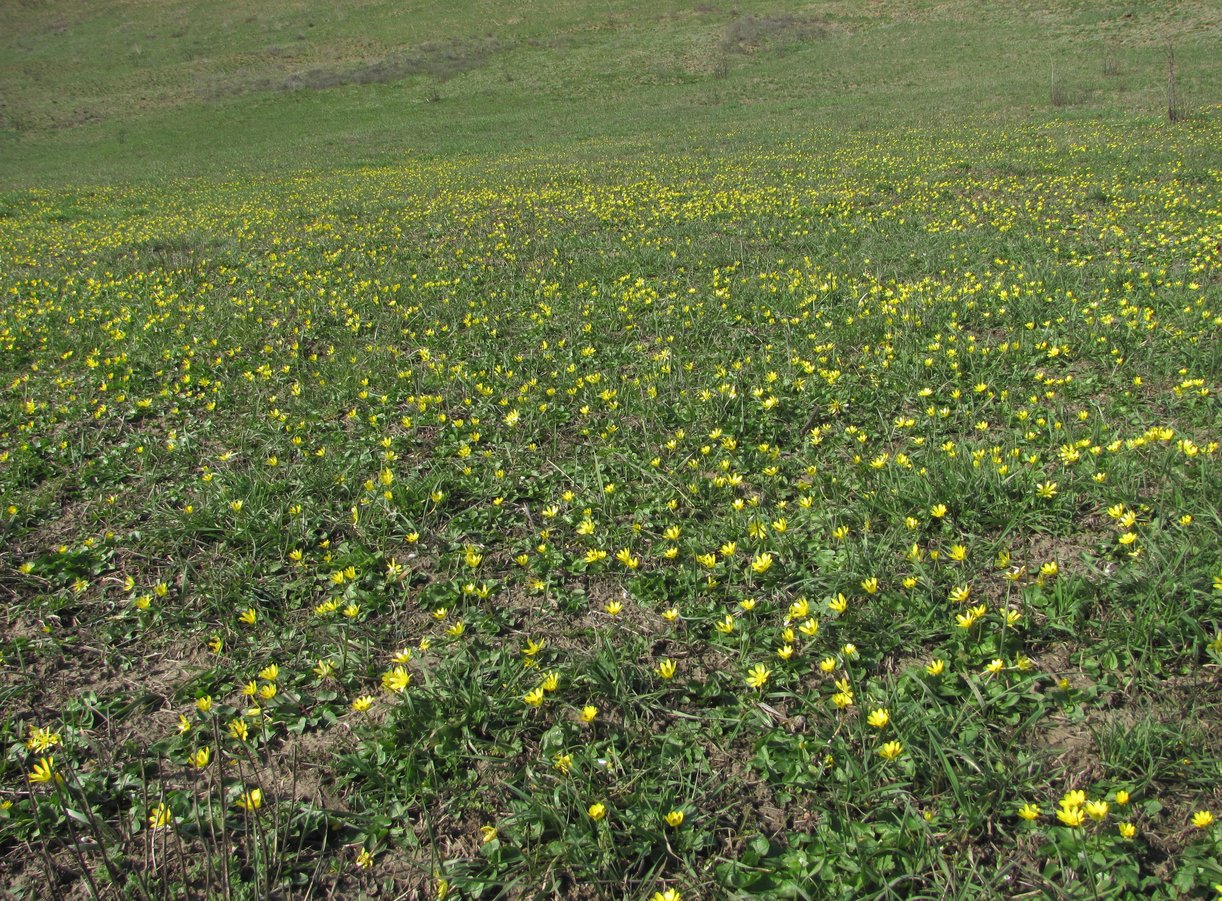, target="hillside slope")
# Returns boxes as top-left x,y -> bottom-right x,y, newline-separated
1,0 -> 1219,183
